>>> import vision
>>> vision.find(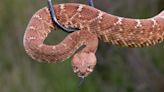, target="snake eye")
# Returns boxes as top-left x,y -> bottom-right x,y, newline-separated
88,65 -> 94,69
87,66 -> 93,72
74,66 -> 78,69
88,66 -> 91,69
73,66 -> 79,73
